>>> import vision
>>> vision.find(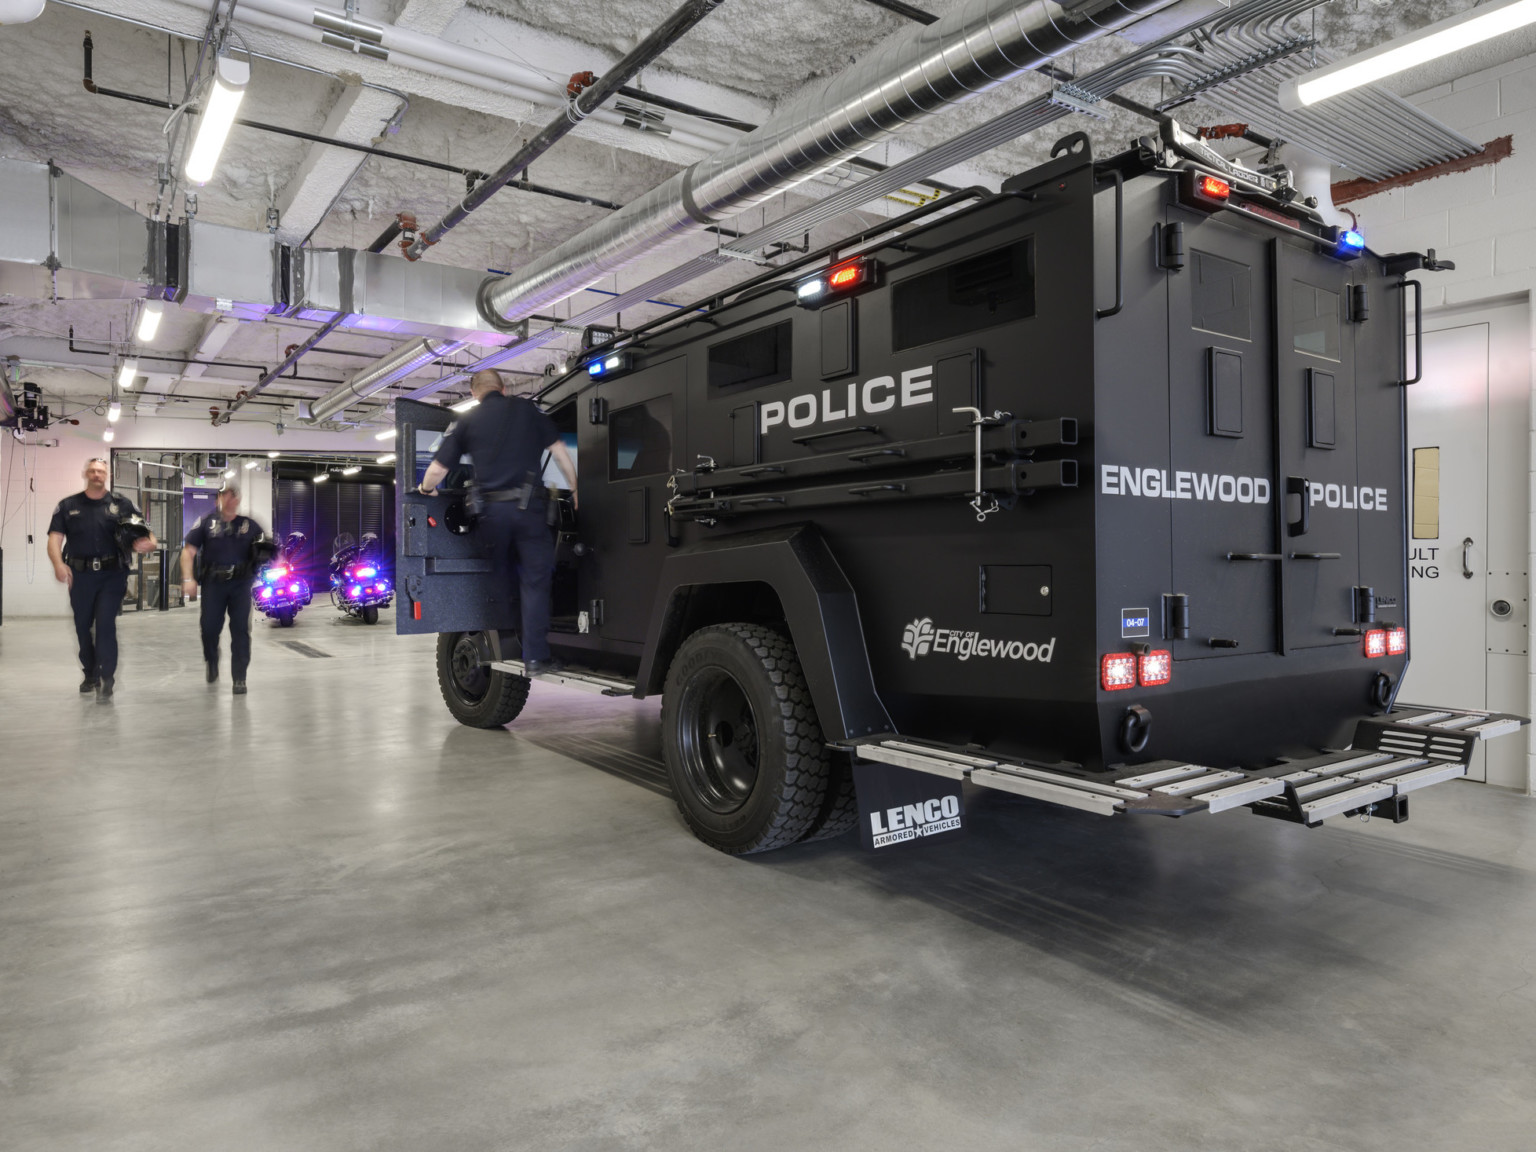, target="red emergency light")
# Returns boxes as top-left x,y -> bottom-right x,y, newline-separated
1386,627 -> 1407,656
1363,629 -> 1388,658
1138,650 -> 1173,687
1198,174 -> 1231,200
1102,653 -> 1138,691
